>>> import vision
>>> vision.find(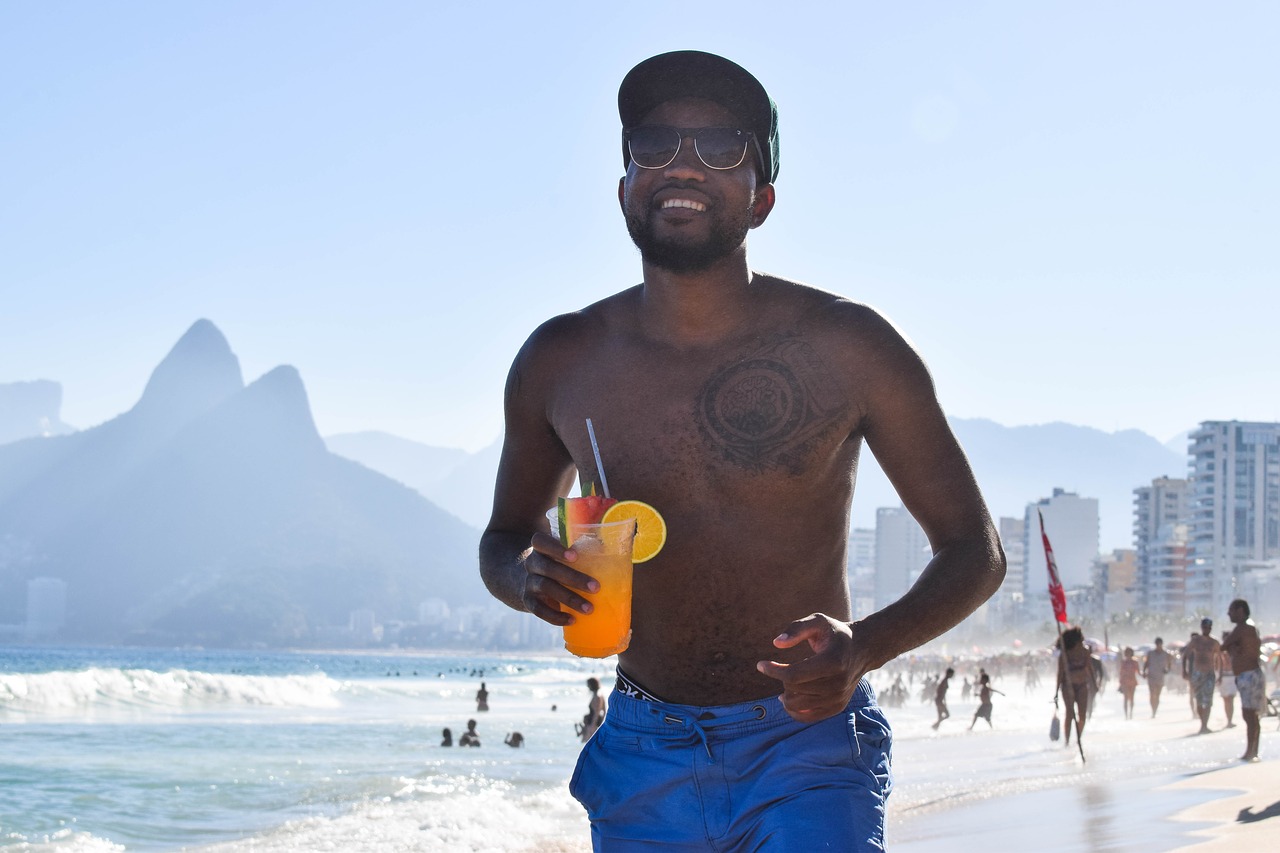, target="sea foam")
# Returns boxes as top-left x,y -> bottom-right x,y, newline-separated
0,668 -> 342,718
